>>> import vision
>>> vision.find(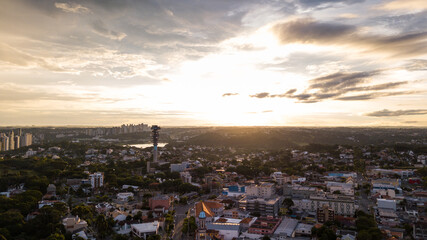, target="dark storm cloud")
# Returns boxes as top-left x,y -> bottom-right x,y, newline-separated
273,18 -> 427,57
222,93 -> 239,97
250,71 -> 411,103
366,109 -> 427,117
